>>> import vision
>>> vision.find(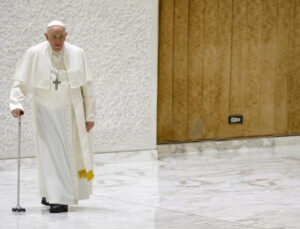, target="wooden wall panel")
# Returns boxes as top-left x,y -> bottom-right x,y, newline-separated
187,0 -> 205,140
172,0 -> 189,140
275,0 -> 292,133
157,0 -> 174,142
157,0 -> 300,143
214,0 -> 233,138
229,0 -> 247,137
258,0 -> 277,135
288,0 -> 300,133
202,0 -> 219,139
243,0 -> 262,136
